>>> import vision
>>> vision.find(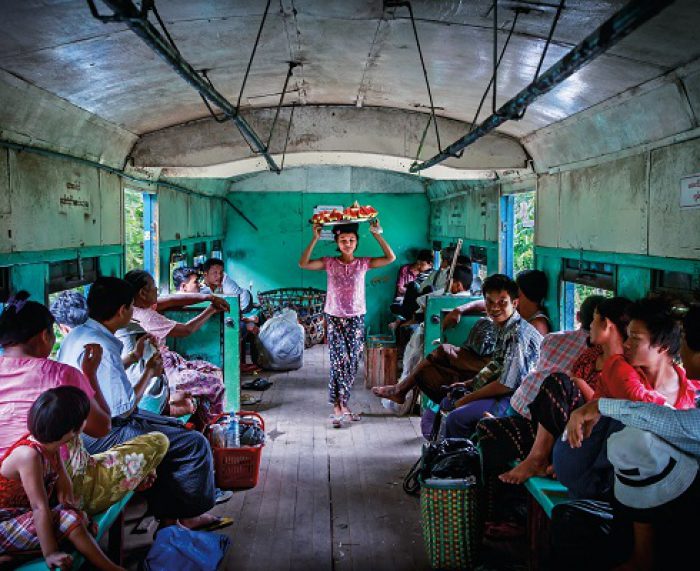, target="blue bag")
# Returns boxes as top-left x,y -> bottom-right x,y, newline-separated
145,526 -> 231,571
